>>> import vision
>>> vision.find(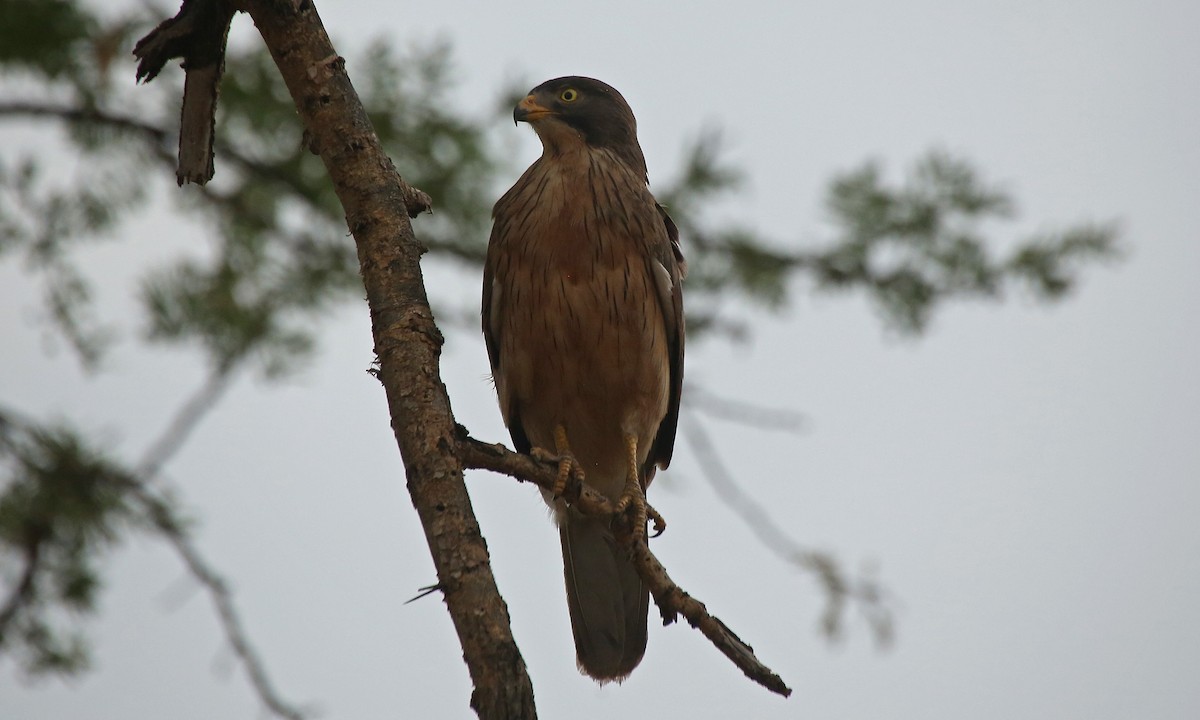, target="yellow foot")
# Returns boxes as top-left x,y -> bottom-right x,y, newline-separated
530,425 -> 584,499
614,434 -> 650,543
